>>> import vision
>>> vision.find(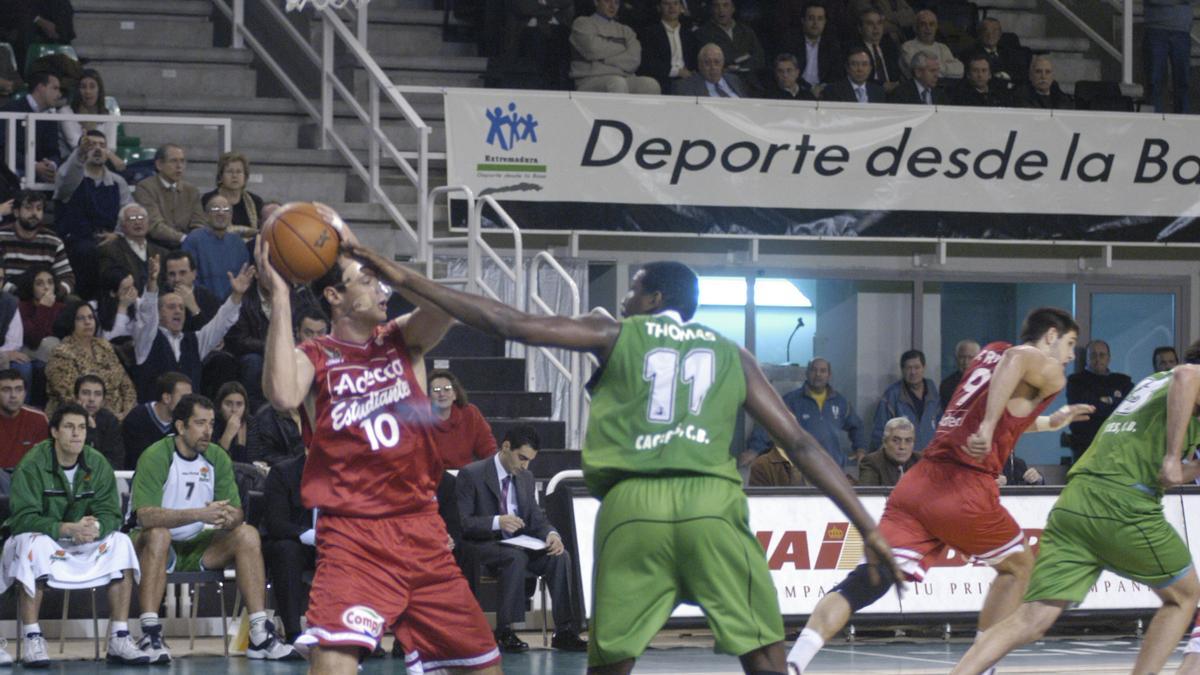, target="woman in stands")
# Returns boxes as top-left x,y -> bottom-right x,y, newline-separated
214,381 -> 251,463
428,368 -> 497,469
202,152 -> 264,240
44,299 -> 136,418
16,265 -> 62,404
92,268 -> 138,341
59,68 -> 125,171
